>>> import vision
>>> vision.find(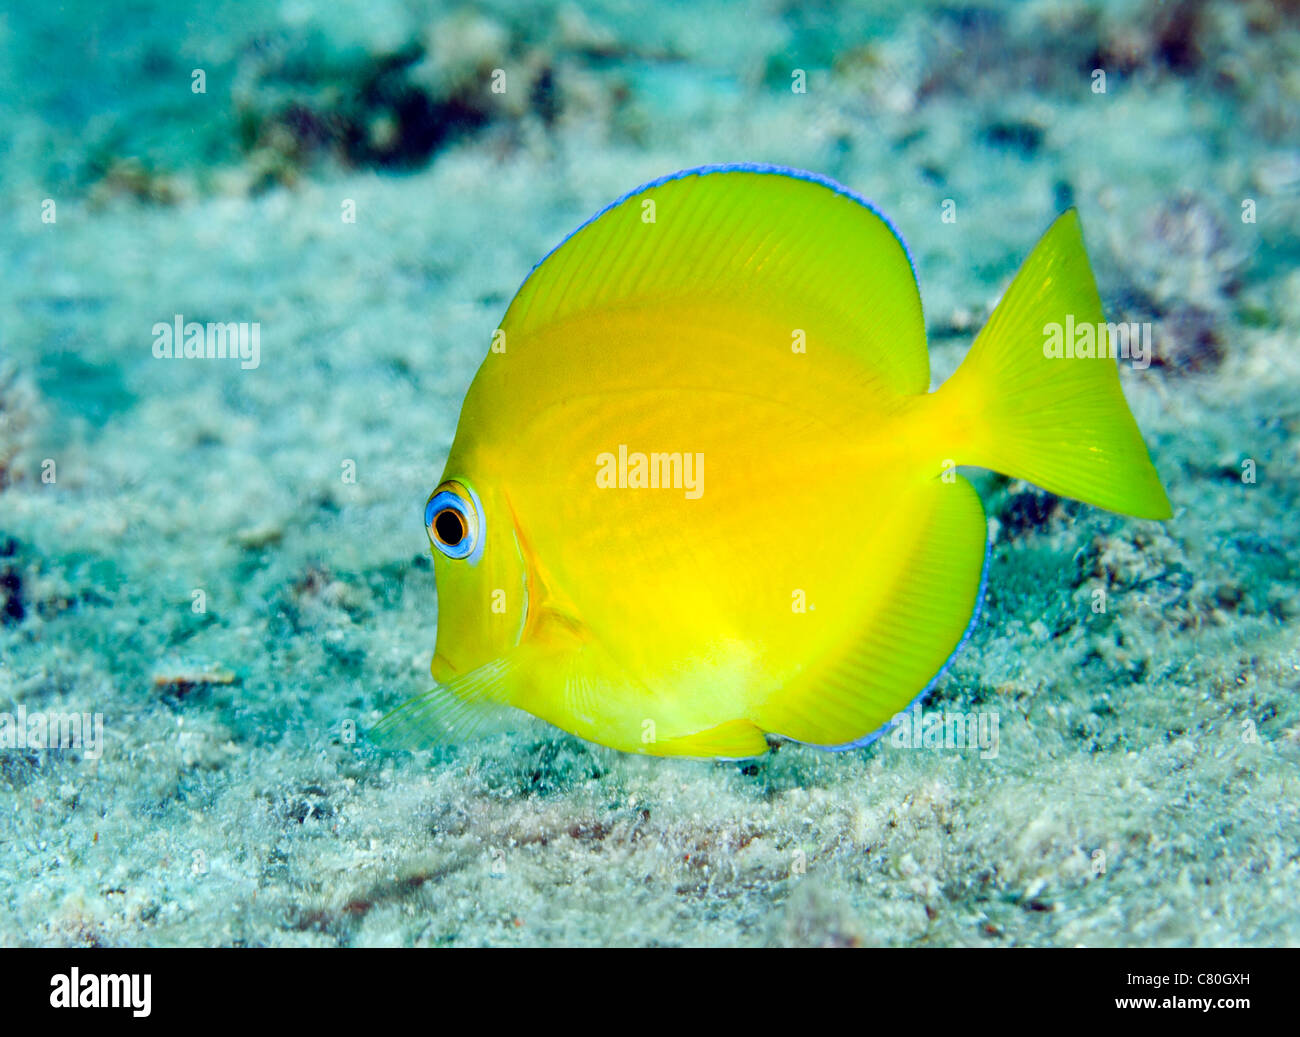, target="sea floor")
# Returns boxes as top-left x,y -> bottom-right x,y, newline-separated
1,0 -> 1298,946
